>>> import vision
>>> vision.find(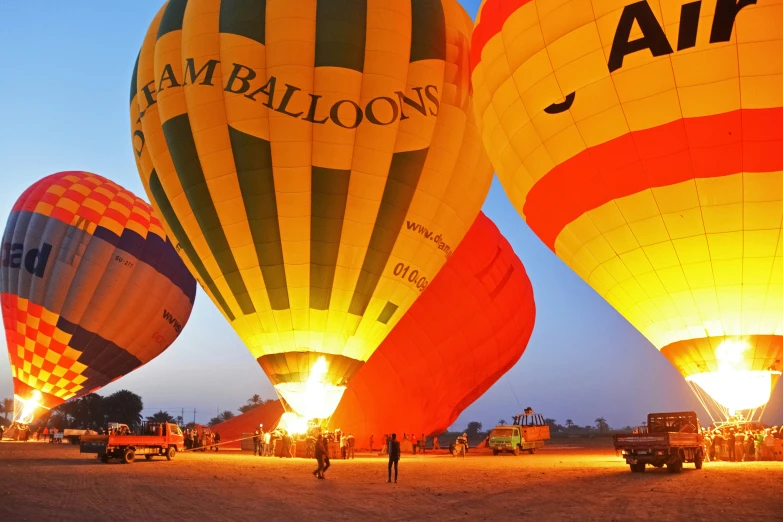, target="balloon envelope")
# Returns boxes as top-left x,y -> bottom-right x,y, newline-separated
331,212 -> 535,439
132,0 -> 493,417
472,0 -> 783,417
1,172 -> 196,414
